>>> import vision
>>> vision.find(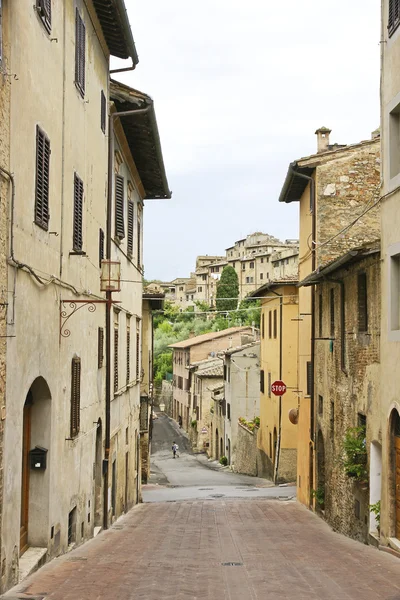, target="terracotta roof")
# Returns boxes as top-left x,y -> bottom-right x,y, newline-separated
222,341 -> 260,356
209,382 -> 224,392
249,278 -> 298,298
169,326 -> 253,349
92,0 -> 138,61
197,366 -> 224,378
